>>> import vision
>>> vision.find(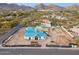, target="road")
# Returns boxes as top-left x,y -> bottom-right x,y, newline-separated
0,47 -> 79,55
0,24 -> 22,44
